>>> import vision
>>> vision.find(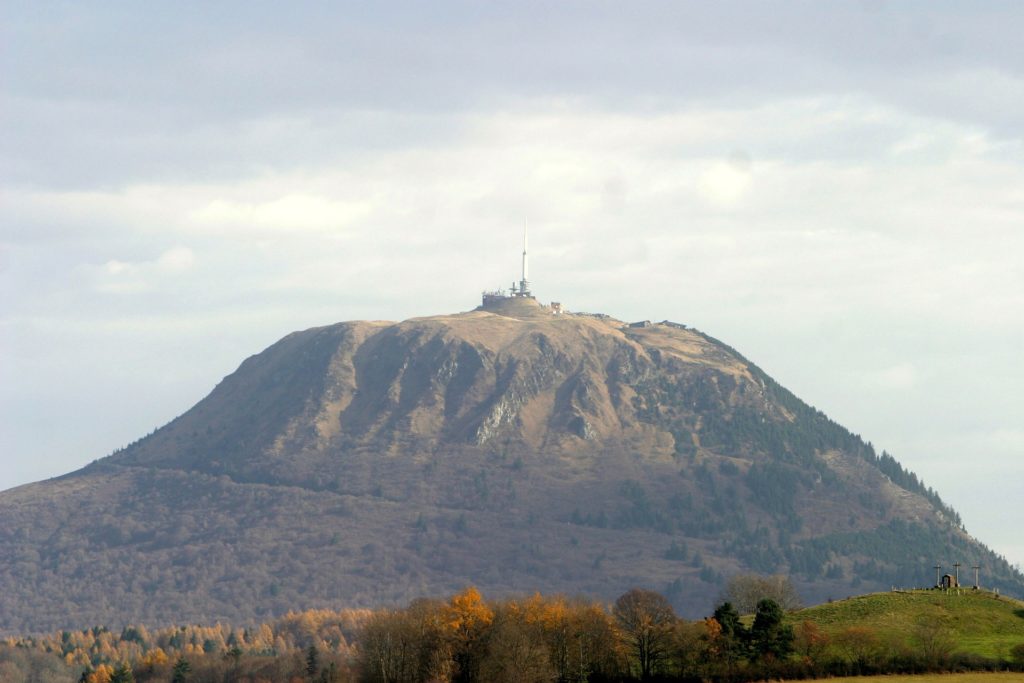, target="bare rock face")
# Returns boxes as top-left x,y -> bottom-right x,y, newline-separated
1,308 -> 1021,633
110,310 -> 762,473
